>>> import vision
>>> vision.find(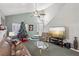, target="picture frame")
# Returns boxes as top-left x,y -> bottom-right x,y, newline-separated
29,24 -> 33,31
